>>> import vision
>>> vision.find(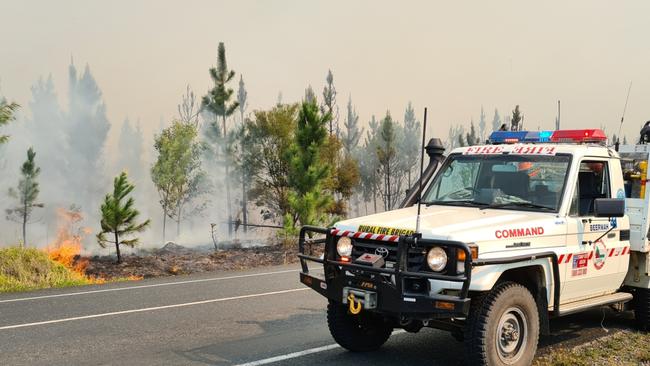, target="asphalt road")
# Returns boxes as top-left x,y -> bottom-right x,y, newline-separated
0,264 -> 636,366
